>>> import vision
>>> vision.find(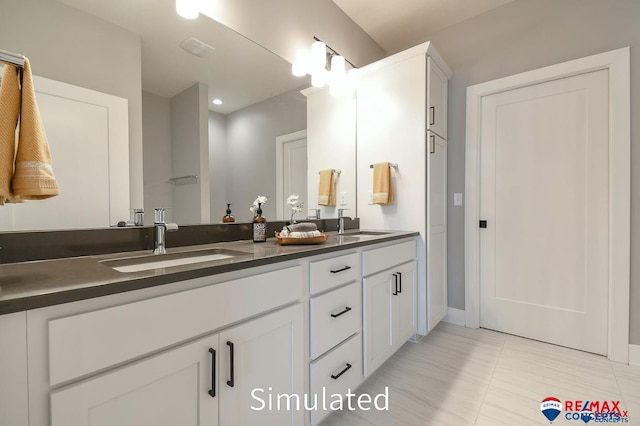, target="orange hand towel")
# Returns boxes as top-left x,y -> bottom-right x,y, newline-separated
318,169 -> 336,206
0,63 -> 21,204
372,162 -> 394,205
12,58 -> 59,200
